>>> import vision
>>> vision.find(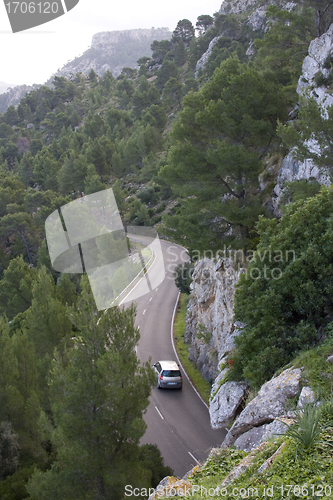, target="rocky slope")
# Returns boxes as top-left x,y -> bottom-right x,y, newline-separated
54,28 -> 171,80
0,83 -> 40,114
272,25 -> 333,213
184,257 -> 243,382
185,3 -> 333,450
0,27 -> 171,113
0,81 -> 15,94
